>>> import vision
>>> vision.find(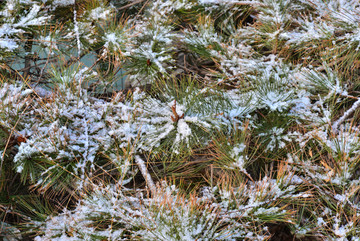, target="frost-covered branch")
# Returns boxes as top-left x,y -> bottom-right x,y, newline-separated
134,155 -> 156,195
332,98 -> 360,133
73,1 -> 81,57
234,1 -> 265,6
